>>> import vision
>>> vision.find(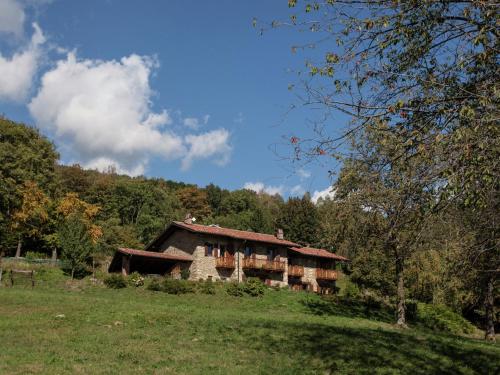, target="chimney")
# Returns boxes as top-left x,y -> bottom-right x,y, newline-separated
184,213 -> 193,225
276,228 -> 284,240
